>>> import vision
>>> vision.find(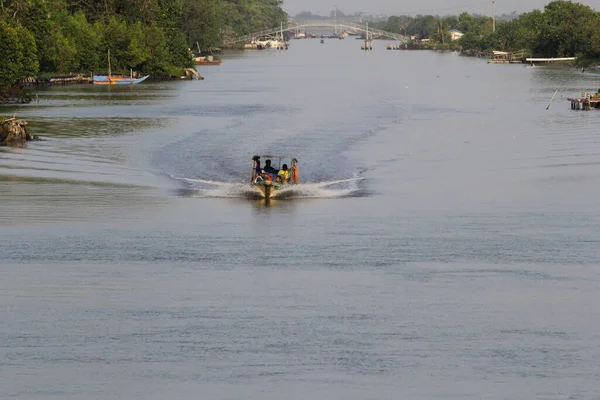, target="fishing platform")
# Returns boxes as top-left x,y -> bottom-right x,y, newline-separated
567,91 -> 600,111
